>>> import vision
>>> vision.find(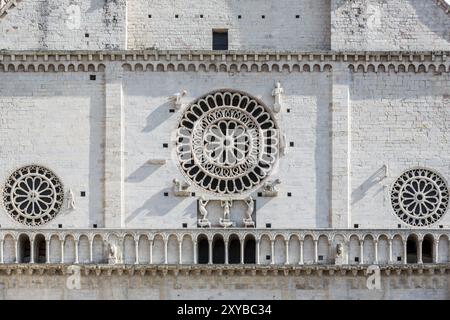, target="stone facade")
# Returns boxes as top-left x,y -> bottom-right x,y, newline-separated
0,0 -> 449,300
